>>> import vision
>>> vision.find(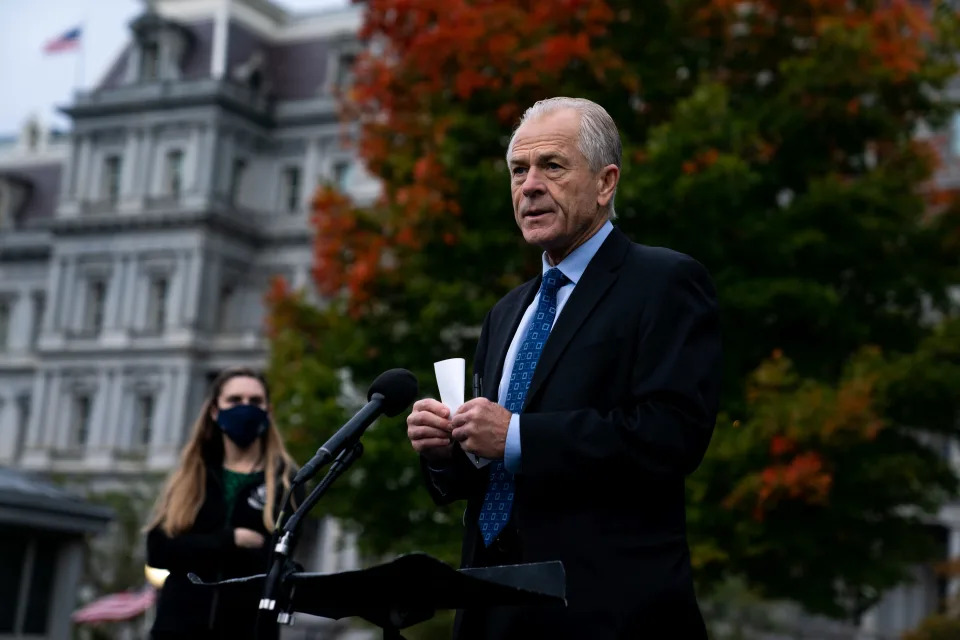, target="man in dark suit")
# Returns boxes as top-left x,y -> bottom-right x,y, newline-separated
406,97 -> 721,639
